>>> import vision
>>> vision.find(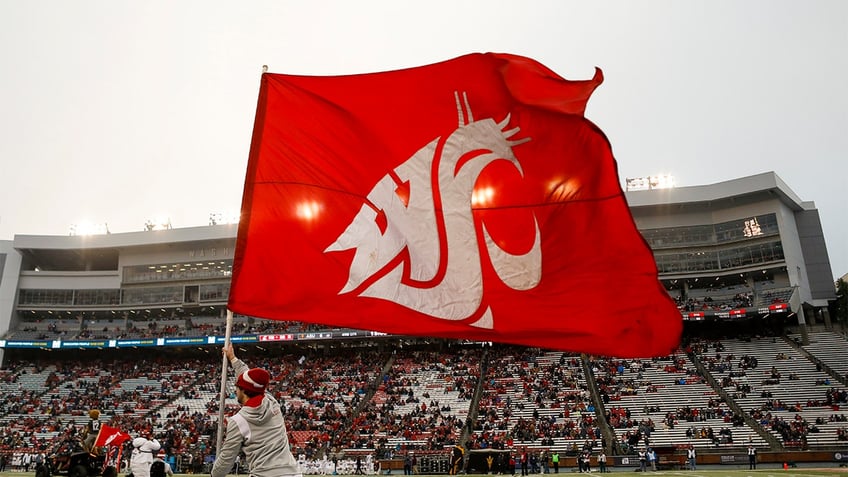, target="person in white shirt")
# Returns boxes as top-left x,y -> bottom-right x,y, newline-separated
130,435 -> 161,477
748,445 -> 757,470
687,445 -> 696,470
320,455 -> 329,475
